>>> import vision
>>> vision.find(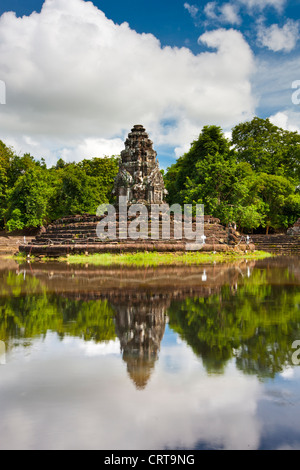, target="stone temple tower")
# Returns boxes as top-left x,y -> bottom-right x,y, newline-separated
113,125 -> 167,205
